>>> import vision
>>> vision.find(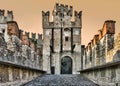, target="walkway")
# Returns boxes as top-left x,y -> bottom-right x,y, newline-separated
22,74 -> 98,86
